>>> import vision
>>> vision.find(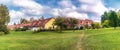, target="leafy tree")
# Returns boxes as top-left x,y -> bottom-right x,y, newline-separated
109,10 -> 118,29
54,16 -> 66,32
41,16 -> 45,29
91,22 -> 101,29
30,17 -> 34,22
0,4 -> 10,34
101,10 -> 119,29
20,18 -> 29,24
117,10 -> 120,26
14,23 -> 16,25
101,11 -> 109,25
103,20 -> 110,28
69,18 -> 78,32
